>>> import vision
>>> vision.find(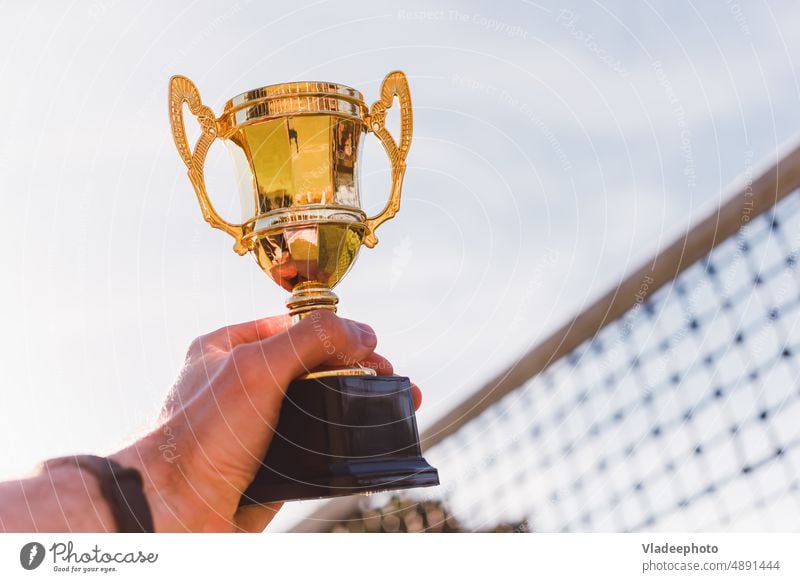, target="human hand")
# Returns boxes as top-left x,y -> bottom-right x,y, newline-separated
111,311 -> 422,532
